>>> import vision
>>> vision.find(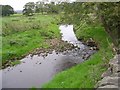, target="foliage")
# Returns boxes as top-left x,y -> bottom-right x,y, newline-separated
60,2 -> 119,53
23,2 -> 35,16
1,5 -> 14,16
43,23 -> 113,88
42,2 -> 117,88
45,2 -> 59,14
23,1 -> 65,15
35,1 -> 45,14
97,2 -> 120,52
2,14 -> 60,65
